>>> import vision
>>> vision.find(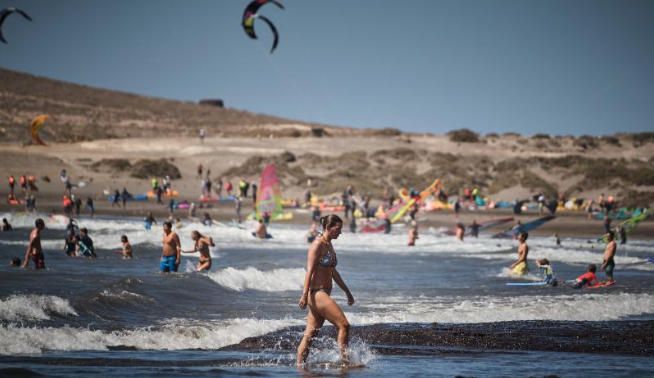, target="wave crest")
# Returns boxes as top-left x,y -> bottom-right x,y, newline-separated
0,295 -> 77,322
208,267 -> 304,292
